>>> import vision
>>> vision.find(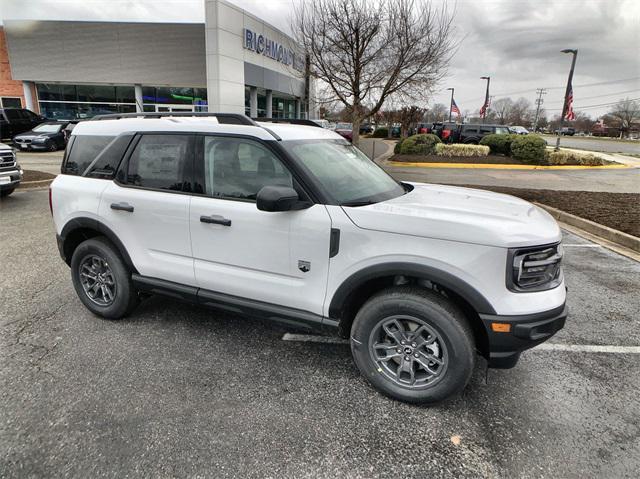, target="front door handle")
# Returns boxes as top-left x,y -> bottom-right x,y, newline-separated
200,215 -> 231,226
110,202 -> 134,213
